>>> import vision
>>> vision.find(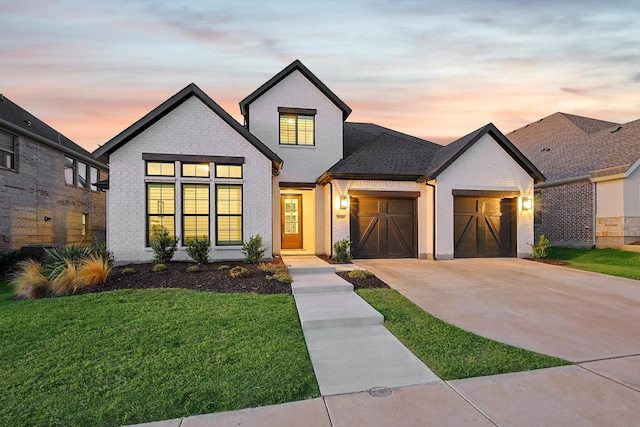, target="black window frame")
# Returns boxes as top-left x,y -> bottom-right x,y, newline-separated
64,156 -> 76,185
146,161 -> 175,177
278,107 -> 316,146
182,183 -> 210,245
215,184 -> 243,246
181,162 -> 210,178
146,182 -> 176,246
0,129 -> 16,170
215,164 -> 243,179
